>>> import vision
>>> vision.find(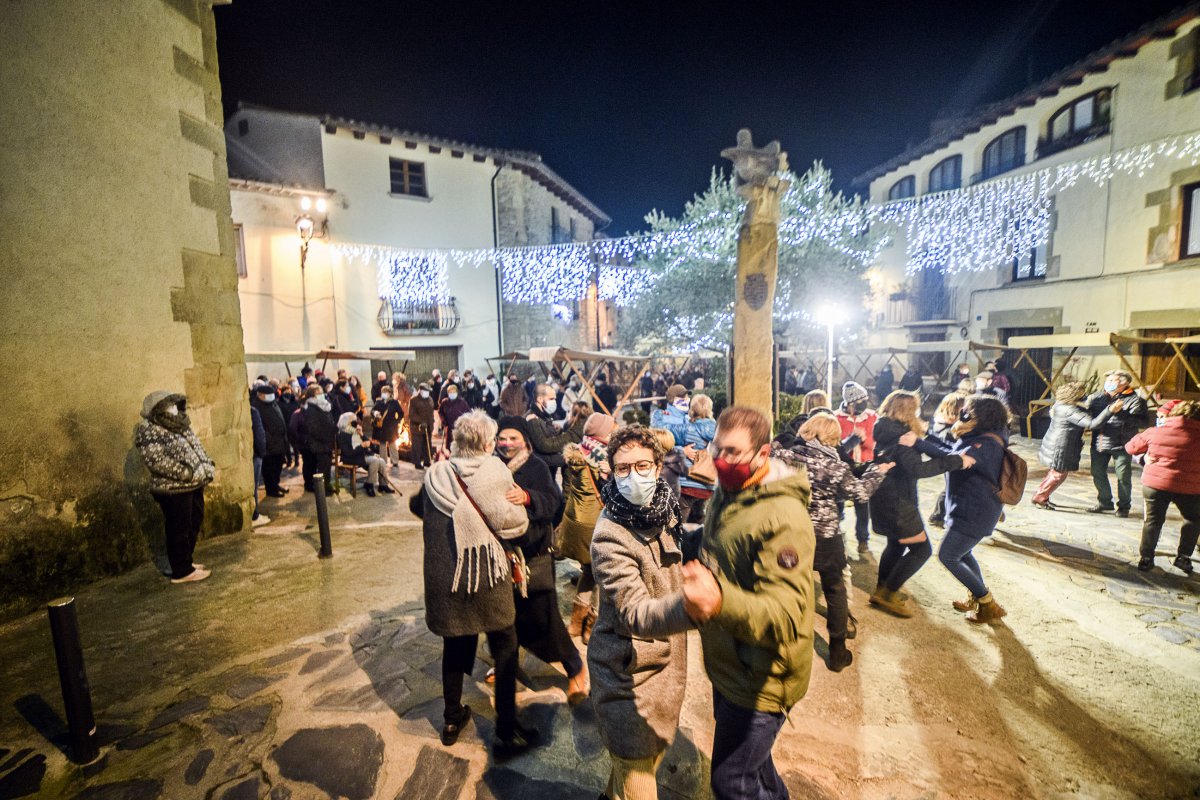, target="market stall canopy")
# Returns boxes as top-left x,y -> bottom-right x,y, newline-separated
487,351 -> 530,362
1005,332 -> 1114,350
316,349 -> 417,361
244,351 -> 319,363
526,346 -> 652,363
